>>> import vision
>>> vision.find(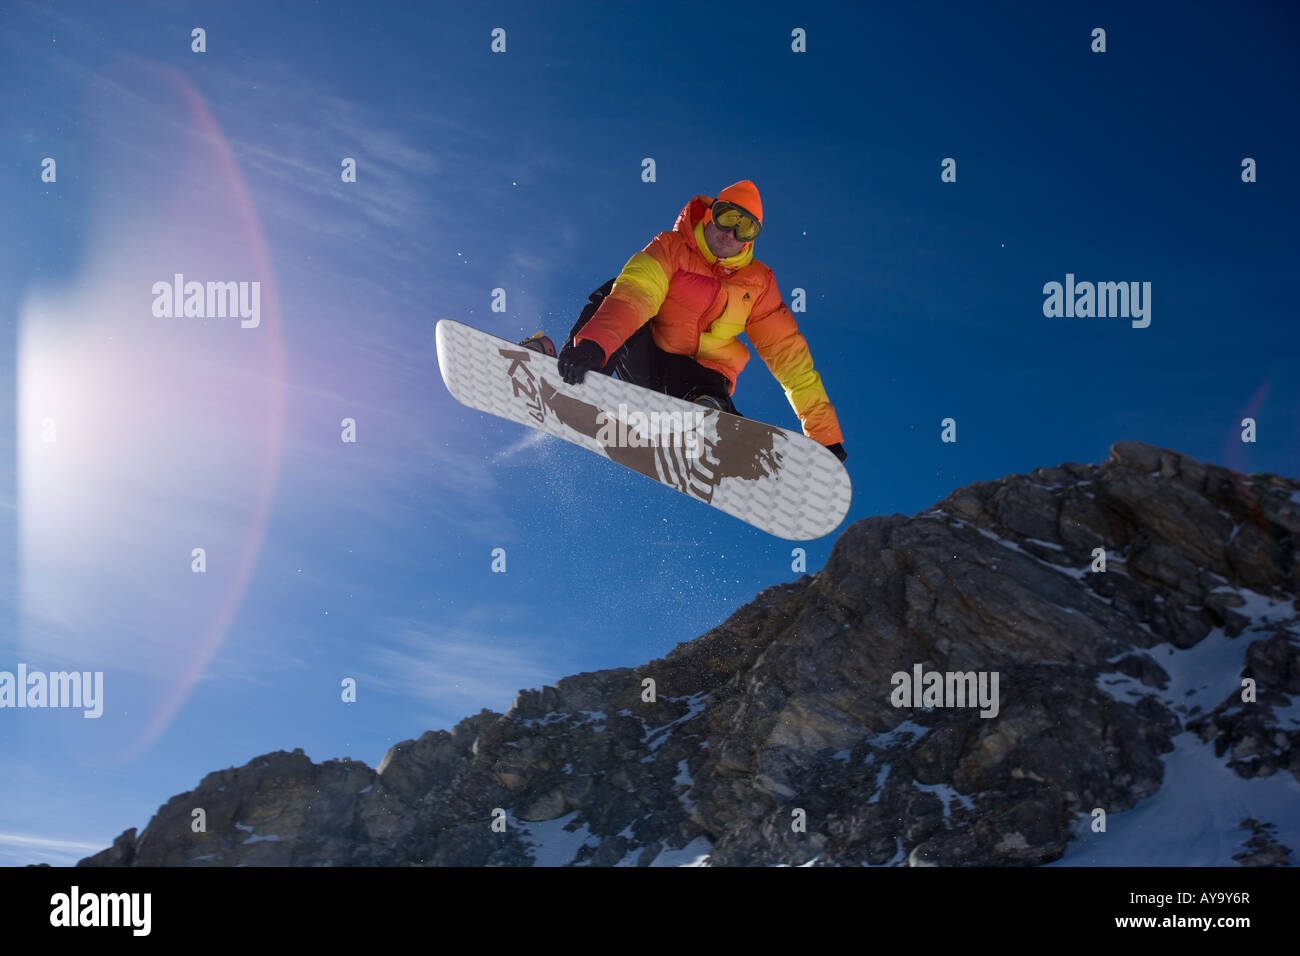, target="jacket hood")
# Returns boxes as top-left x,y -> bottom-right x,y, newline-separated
674,195 -> 754,270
